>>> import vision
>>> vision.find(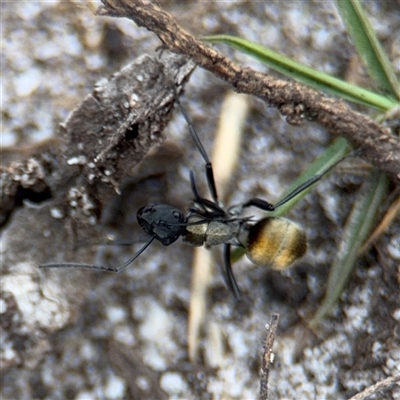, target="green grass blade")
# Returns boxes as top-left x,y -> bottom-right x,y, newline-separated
336,0 -> 400,100
310,169 -> 389,327
203,35 -> 396,111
